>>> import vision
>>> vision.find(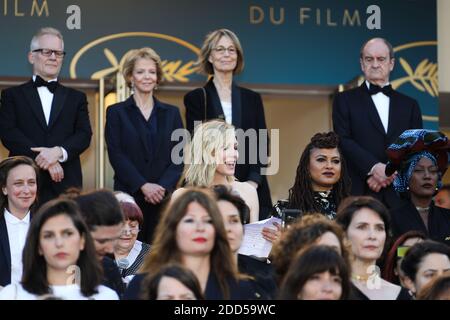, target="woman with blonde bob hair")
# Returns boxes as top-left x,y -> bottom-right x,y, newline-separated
105,47 -> 184,243
173,120 -> 259,223
184,28 -> 272,221
124,188 -> 257,299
